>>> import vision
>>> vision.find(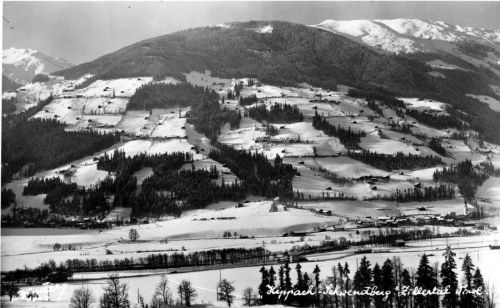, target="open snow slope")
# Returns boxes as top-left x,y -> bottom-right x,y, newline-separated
313,18 -> 500,54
